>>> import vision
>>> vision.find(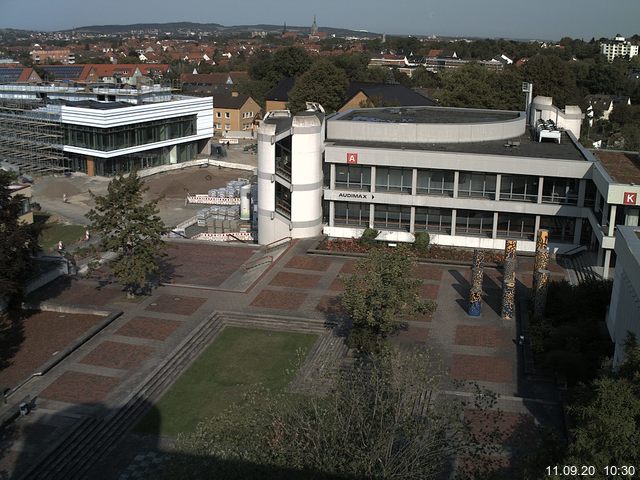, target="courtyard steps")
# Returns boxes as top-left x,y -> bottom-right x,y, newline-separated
19,313 -> 226,480
220,311 -> 333,335
289,332 -> 350,394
